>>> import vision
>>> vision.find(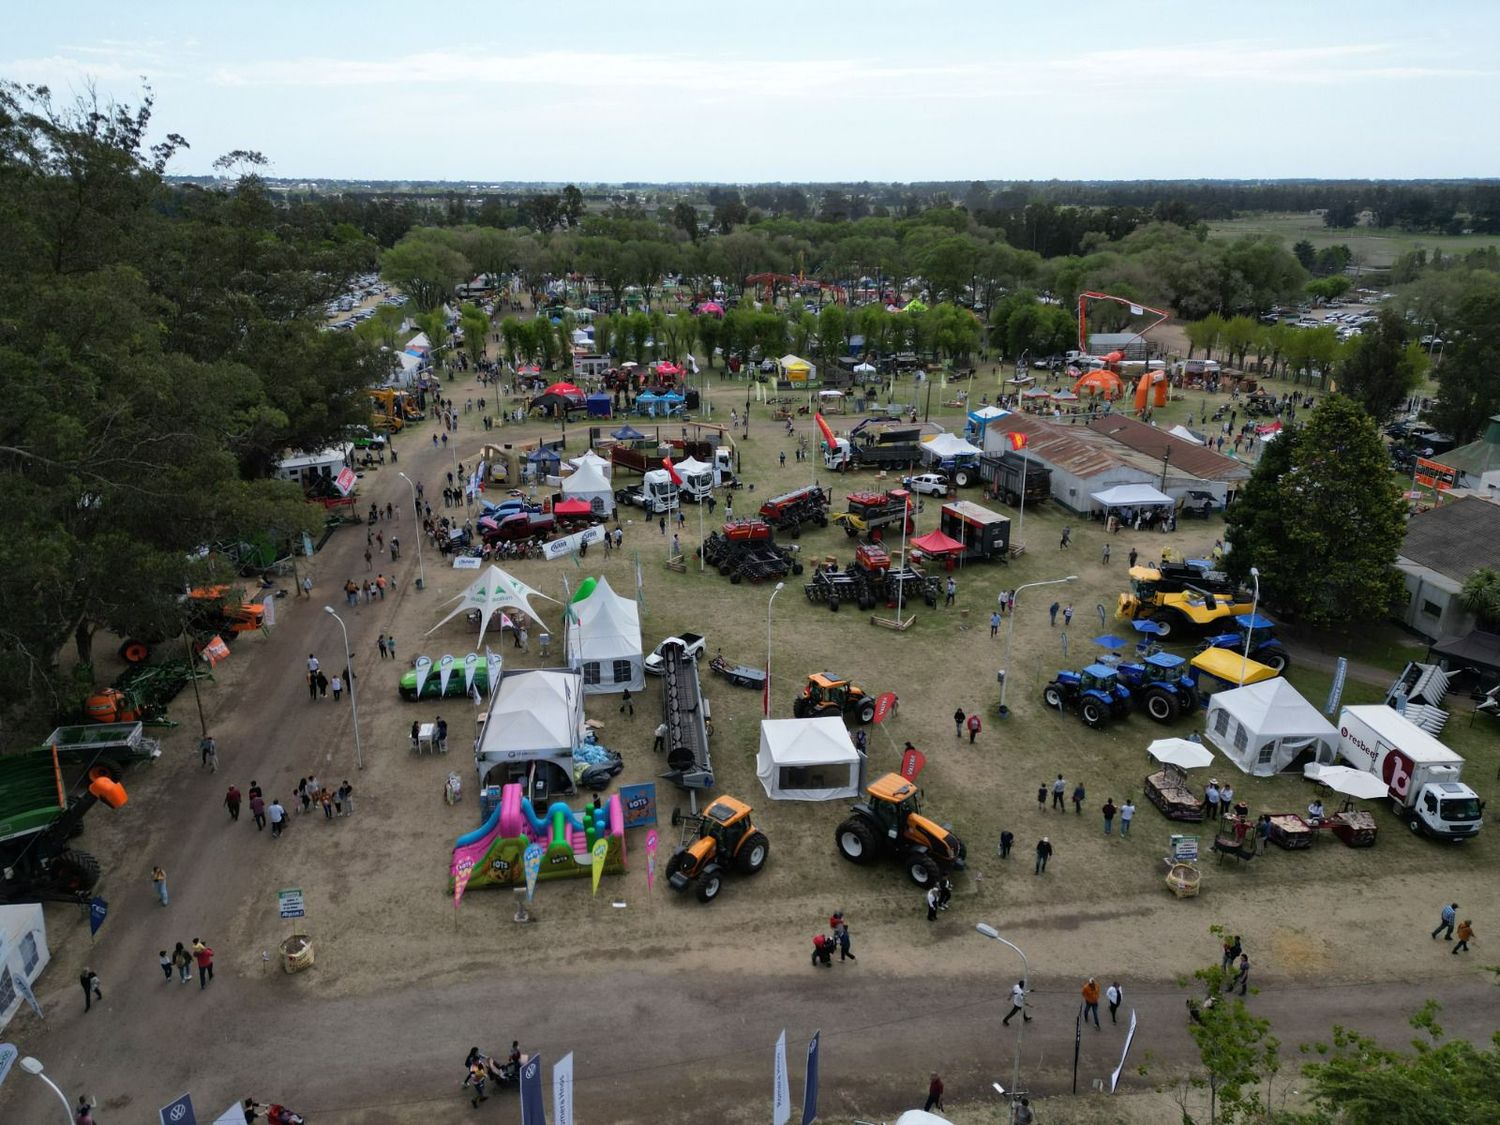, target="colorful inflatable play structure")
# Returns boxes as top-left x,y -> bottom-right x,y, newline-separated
449,784 -> 627,891
1134,368 -> 1169,413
